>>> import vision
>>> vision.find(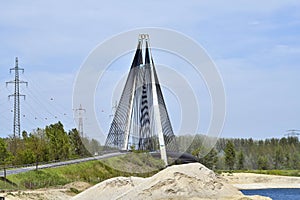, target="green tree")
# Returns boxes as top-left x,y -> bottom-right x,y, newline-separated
284,152 -> 291,169
178,135 -> 300,170
224,141 -> 235,170
16,149 -> 35,164
274,146 -> 284,169
237,151 -> 244,170
28,130 -> 48,170
201,148 -> 218,170
7,136 -> 23,157
45,122 -> 71,161
257,155 -> 269,170
192,147 -> 218,169
69,129 -> 90,157
0,138 -> 13,178
89,139 -> 101,155
291,153 -> 300,169
290,144 -> 300,169
22,130 -> 28,139
13,129 -> 49,168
